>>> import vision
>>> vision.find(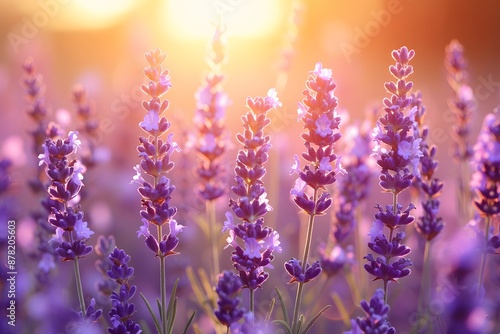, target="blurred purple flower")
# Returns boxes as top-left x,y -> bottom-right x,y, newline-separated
445,39 -> 475,162
318,244 -> 354,277
215,271 -> 245,328
192,23 -> 229,202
